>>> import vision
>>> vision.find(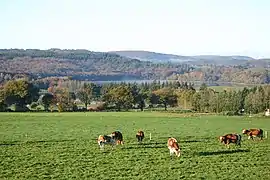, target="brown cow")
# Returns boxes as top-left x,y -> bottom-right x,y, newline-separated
219,133 -> 242,148
167,137 -> 181,157
111,131 -> 124,145
242,129 -> 263,140
136,130 -> 145,143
